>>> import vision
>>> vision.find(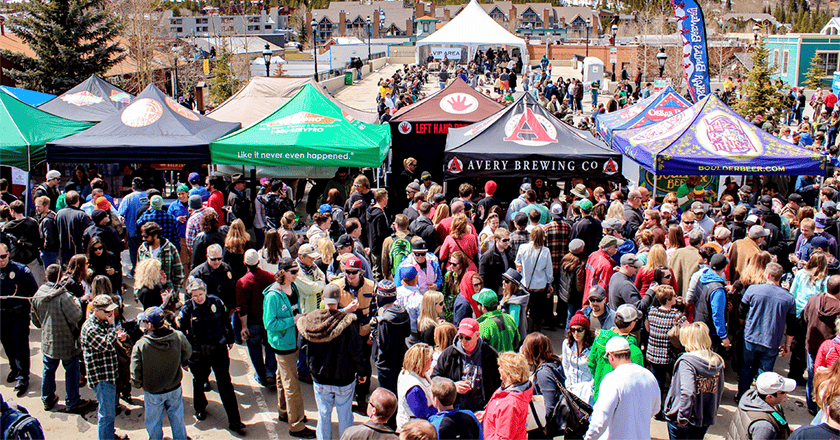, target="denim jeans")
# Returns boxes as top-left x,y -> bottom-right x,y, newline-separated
298,345 -> 311,377
739,340 -> 779,399
42,354 -> 80,407
246,324 -> 277,381
127,234 -> 141,273
667,422 -> 708,440
95,381 -> 116,440
313,381 -> 356,440
378,368 -> 398,395
807,352 -> 818,414
40,251 -> 58,270
144,387 -> 188,440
